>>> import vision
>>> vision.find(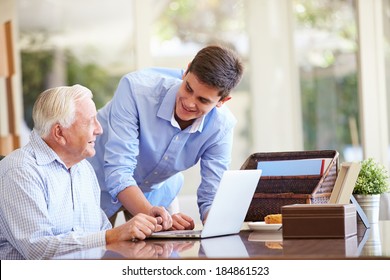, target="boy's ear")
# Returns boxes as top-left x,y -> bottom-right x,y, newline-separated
183,62 -> 191,79
216,96 -> 232,108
